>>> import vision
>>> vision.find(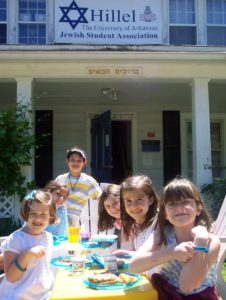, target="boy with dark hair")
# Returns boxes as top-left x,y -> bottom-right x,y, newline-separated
56,146 -> 101,218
